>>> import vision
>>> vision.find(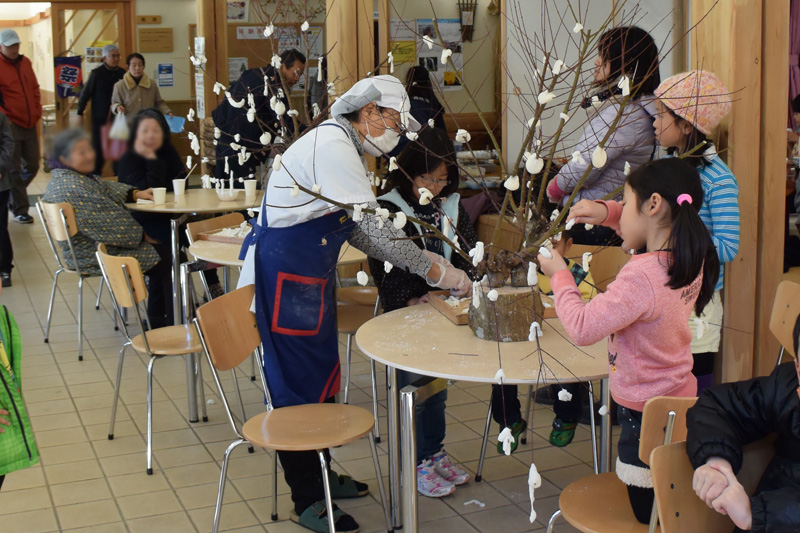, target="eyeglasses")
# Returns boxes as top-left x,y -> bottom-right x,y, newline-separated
418,175 -> 449,186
